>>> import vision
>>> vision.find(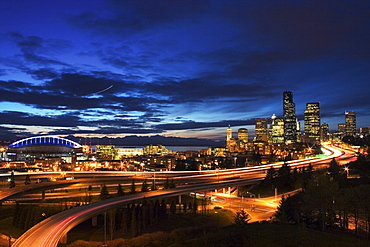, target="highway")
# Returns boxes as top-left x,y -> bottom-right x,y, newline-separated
11,144 -> 354,246
0,143 -> 347,202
